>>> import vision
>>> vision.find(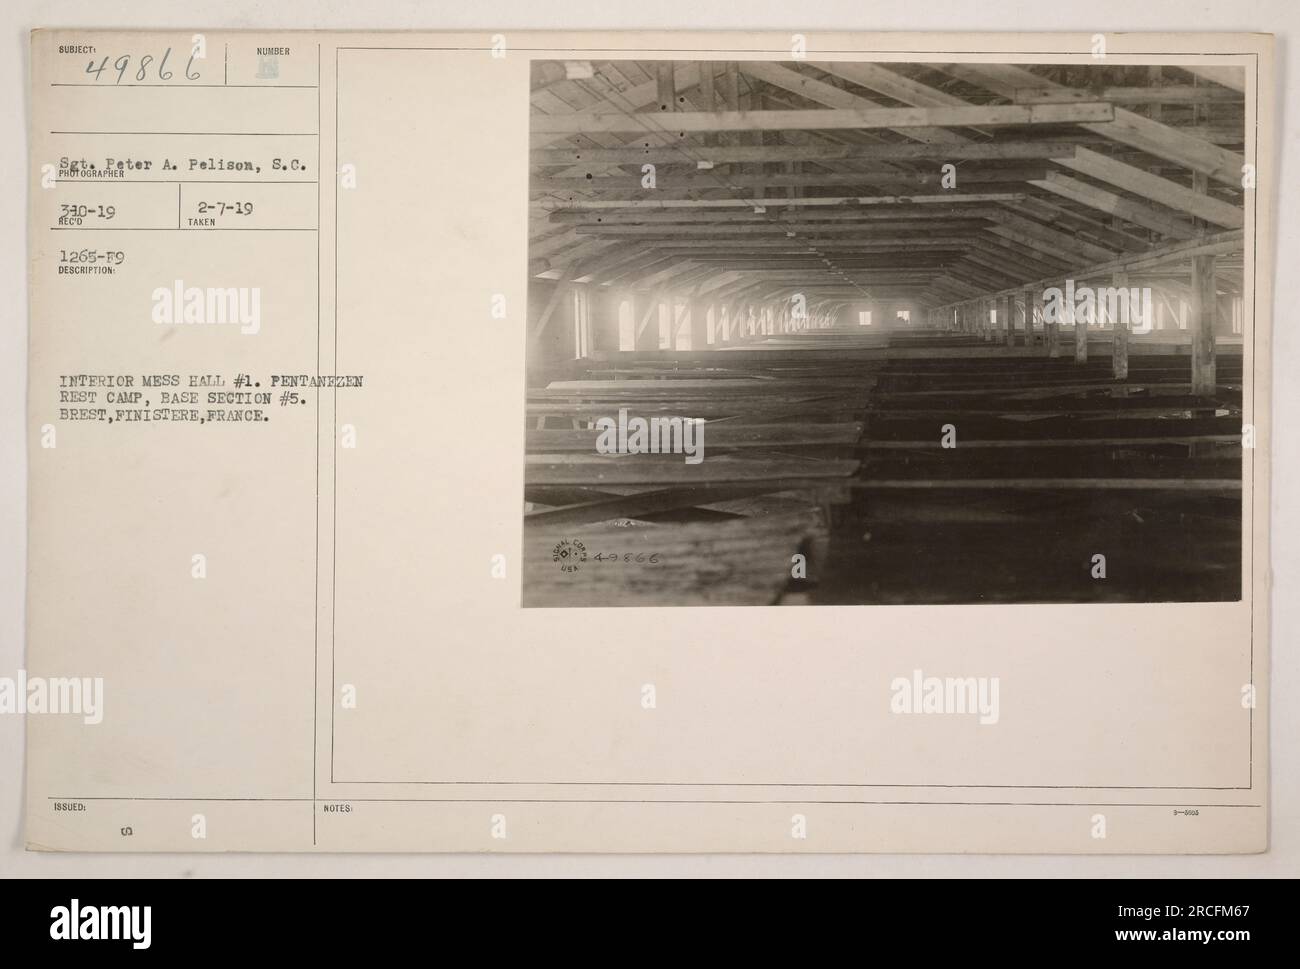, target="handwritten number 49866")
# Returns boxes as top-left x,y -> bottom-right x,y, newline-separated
85,49 -> 201,84
592,553 -> 662,565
